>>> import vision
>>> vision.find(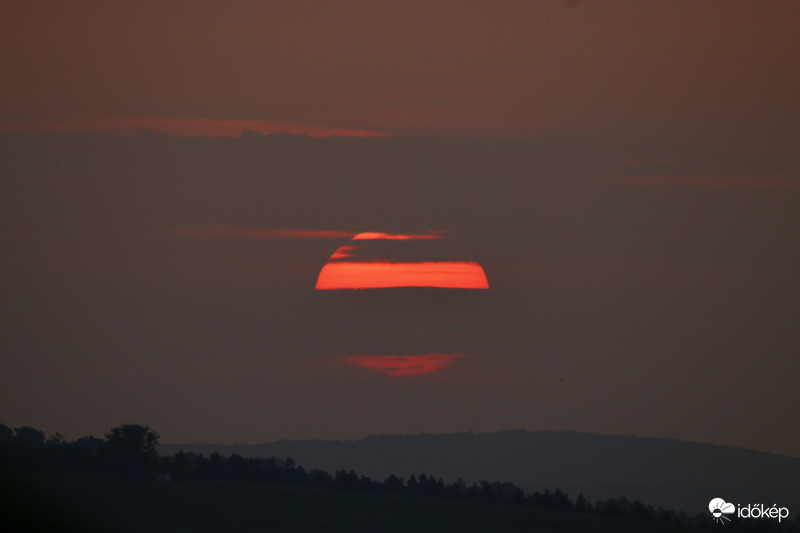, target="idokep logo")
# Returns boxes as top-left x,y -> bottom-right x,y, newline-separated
709,497 -> 791,524
709,498 -> 736,524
